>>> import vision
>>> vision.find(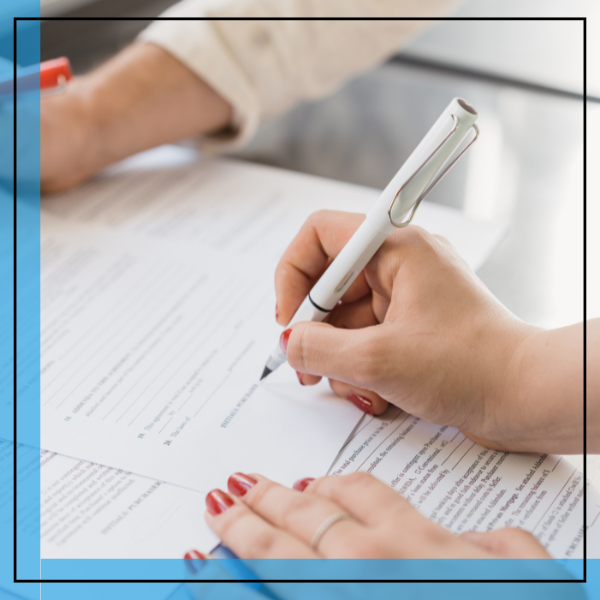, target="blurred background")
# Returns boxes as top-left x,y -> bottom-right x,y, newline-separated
39,0 -> 597,329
